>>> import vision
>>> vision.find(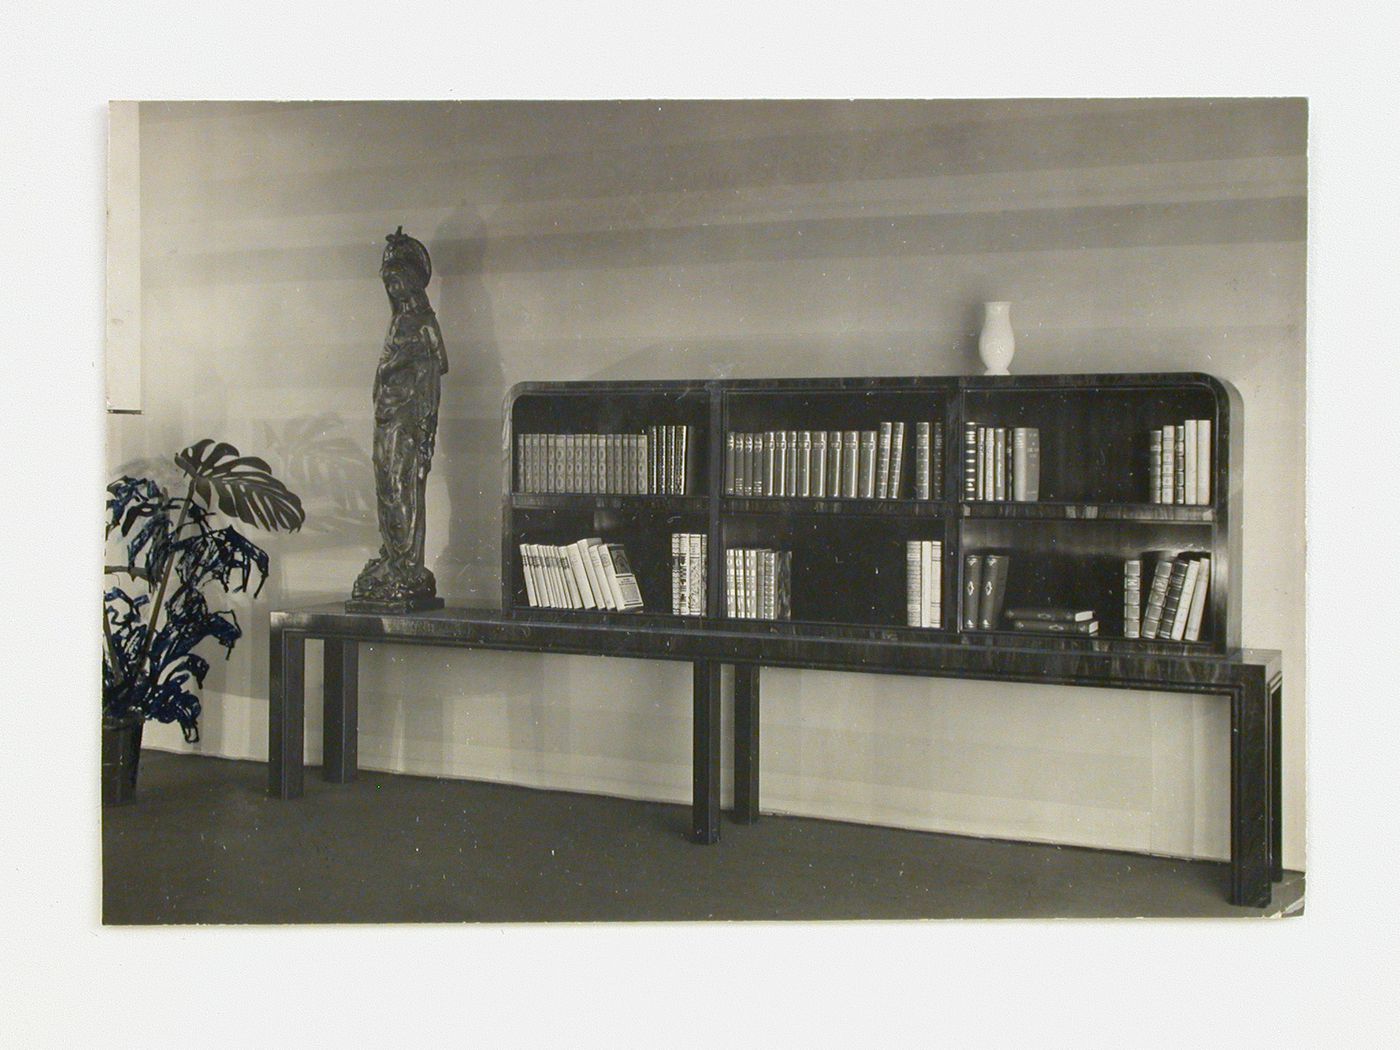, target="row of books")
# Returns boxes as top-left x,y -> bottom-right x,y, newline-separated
518,538 -> 644,611
671,532 -> 709,616
962,424 -> 1041,502
904,540 -> 943,628
1149,420 -> 1212,505
960,552 -> 1011,630
1124,553 -> 1210,641
725,547 -> 793,620
724,421 -> 945,500
515,426 -> 696,495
